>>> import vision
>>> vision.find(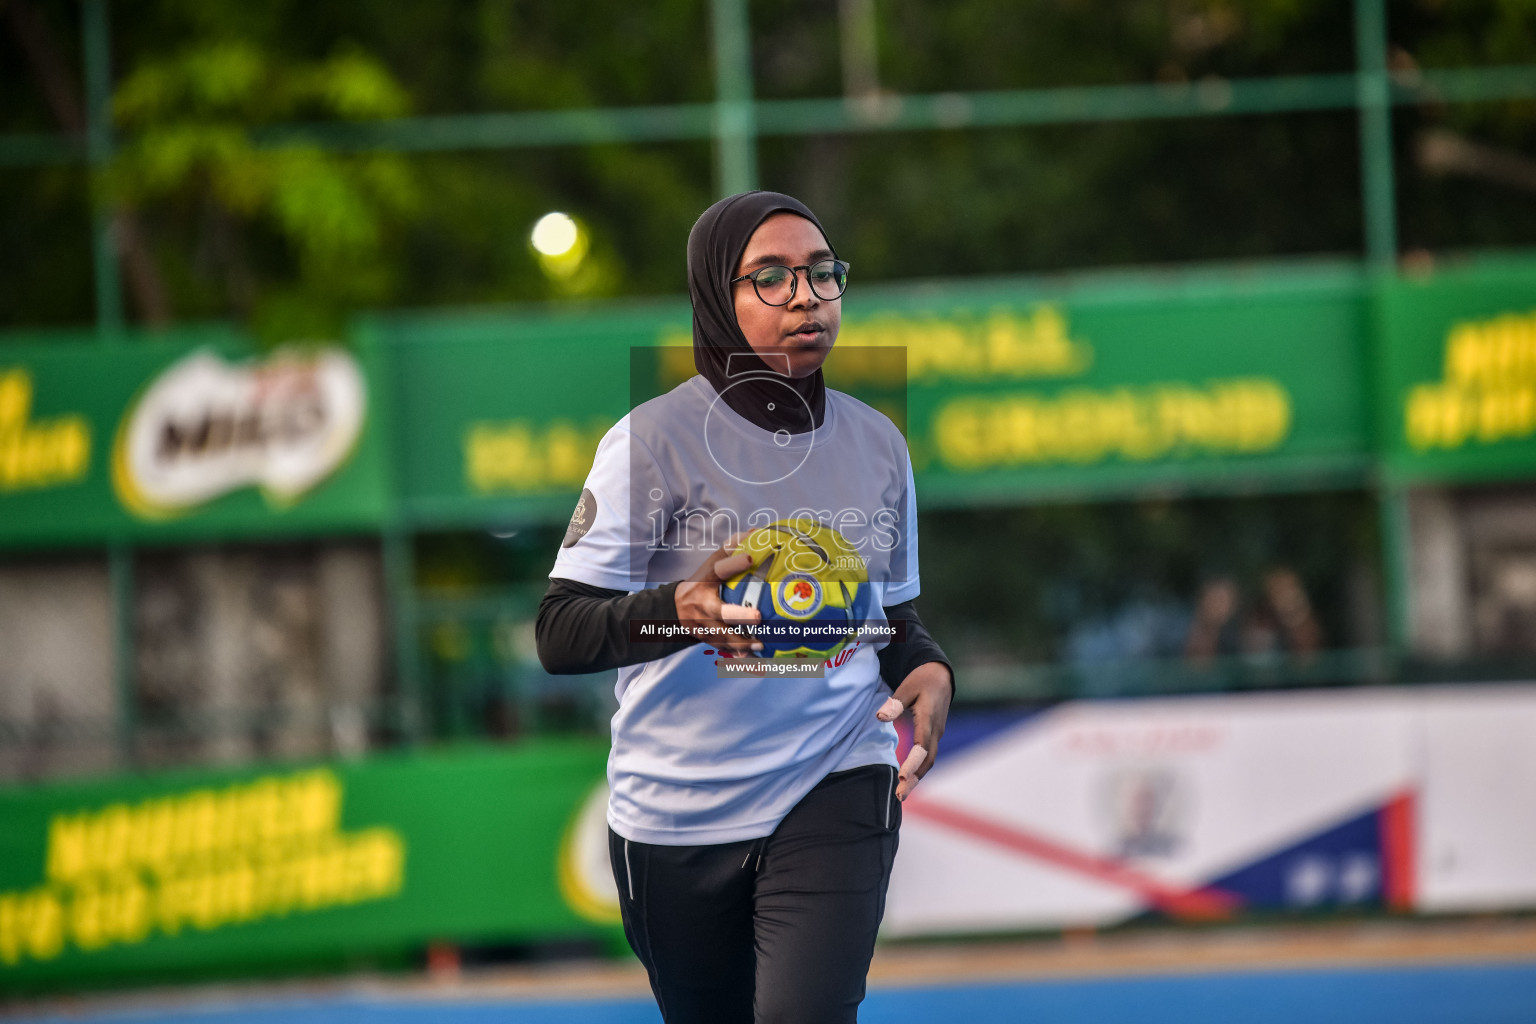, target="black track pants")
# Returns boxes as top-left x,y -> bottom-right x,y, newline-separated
608,763 -> 902,1024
